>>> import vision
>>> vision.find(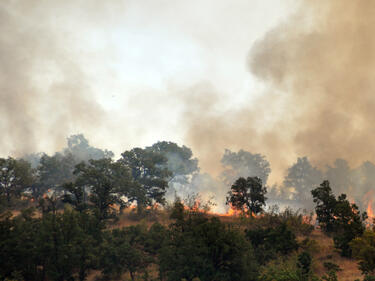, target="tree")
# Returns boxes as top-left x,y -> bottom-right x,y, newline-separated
71,158 -> 133,220
333,193 -> 367,257
62,182 -> 88,213
120,148 -> 171,209
312,180 -> 367,257
296,252 -> 311,279
38,152 -> 76,196
350,230 -> 375,276
147,141 -> 199,199
325,159 -> 352,197
0,208 -> 101,281
147,141 -> 199,184
34,134 -> 114,199
0,157 -> 34,205
311,180 -> 337,233
284,157 -> 323,208
100,225 -> 151,280
221,149 -> 271,186
226,177 -> 267,216
64,134 -> 114,162
159,204 -> 259,281
245,223 -> 299,265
